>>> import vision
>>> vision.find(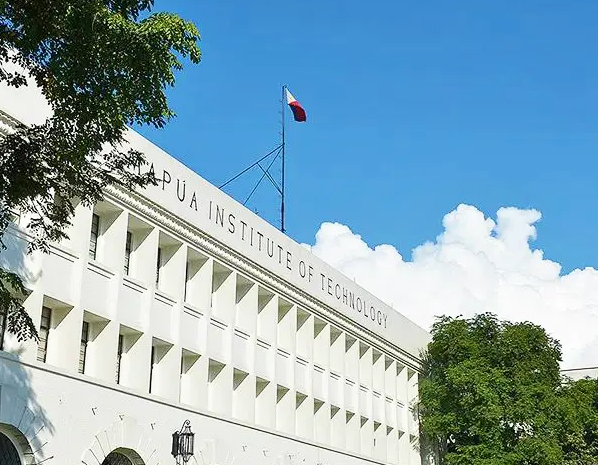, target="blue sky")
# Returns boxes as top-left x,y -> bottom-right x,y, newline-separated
137,1 -> 598,274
